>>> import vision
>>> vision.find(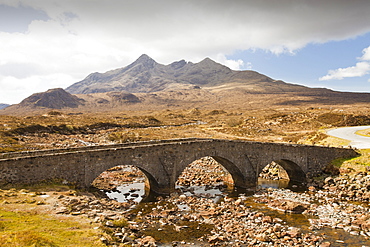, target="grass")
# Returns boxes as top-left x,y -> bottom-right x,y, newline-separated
318,135 -> 351,147
0,185 -> 106,247
331,149 -> 370,173
112,218 -> 129,228
309,129 -> 352,147
0,210 -> 105,247
356,128 -> 370,137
